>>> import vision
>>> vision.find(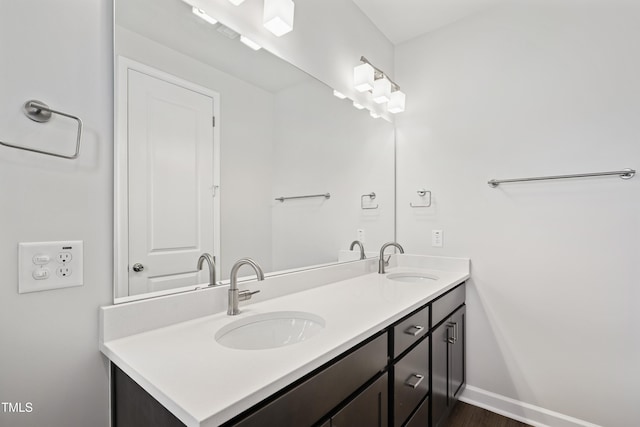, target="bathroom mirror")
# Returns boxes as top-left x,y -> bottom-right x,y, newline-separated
114,0 -> 395,301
